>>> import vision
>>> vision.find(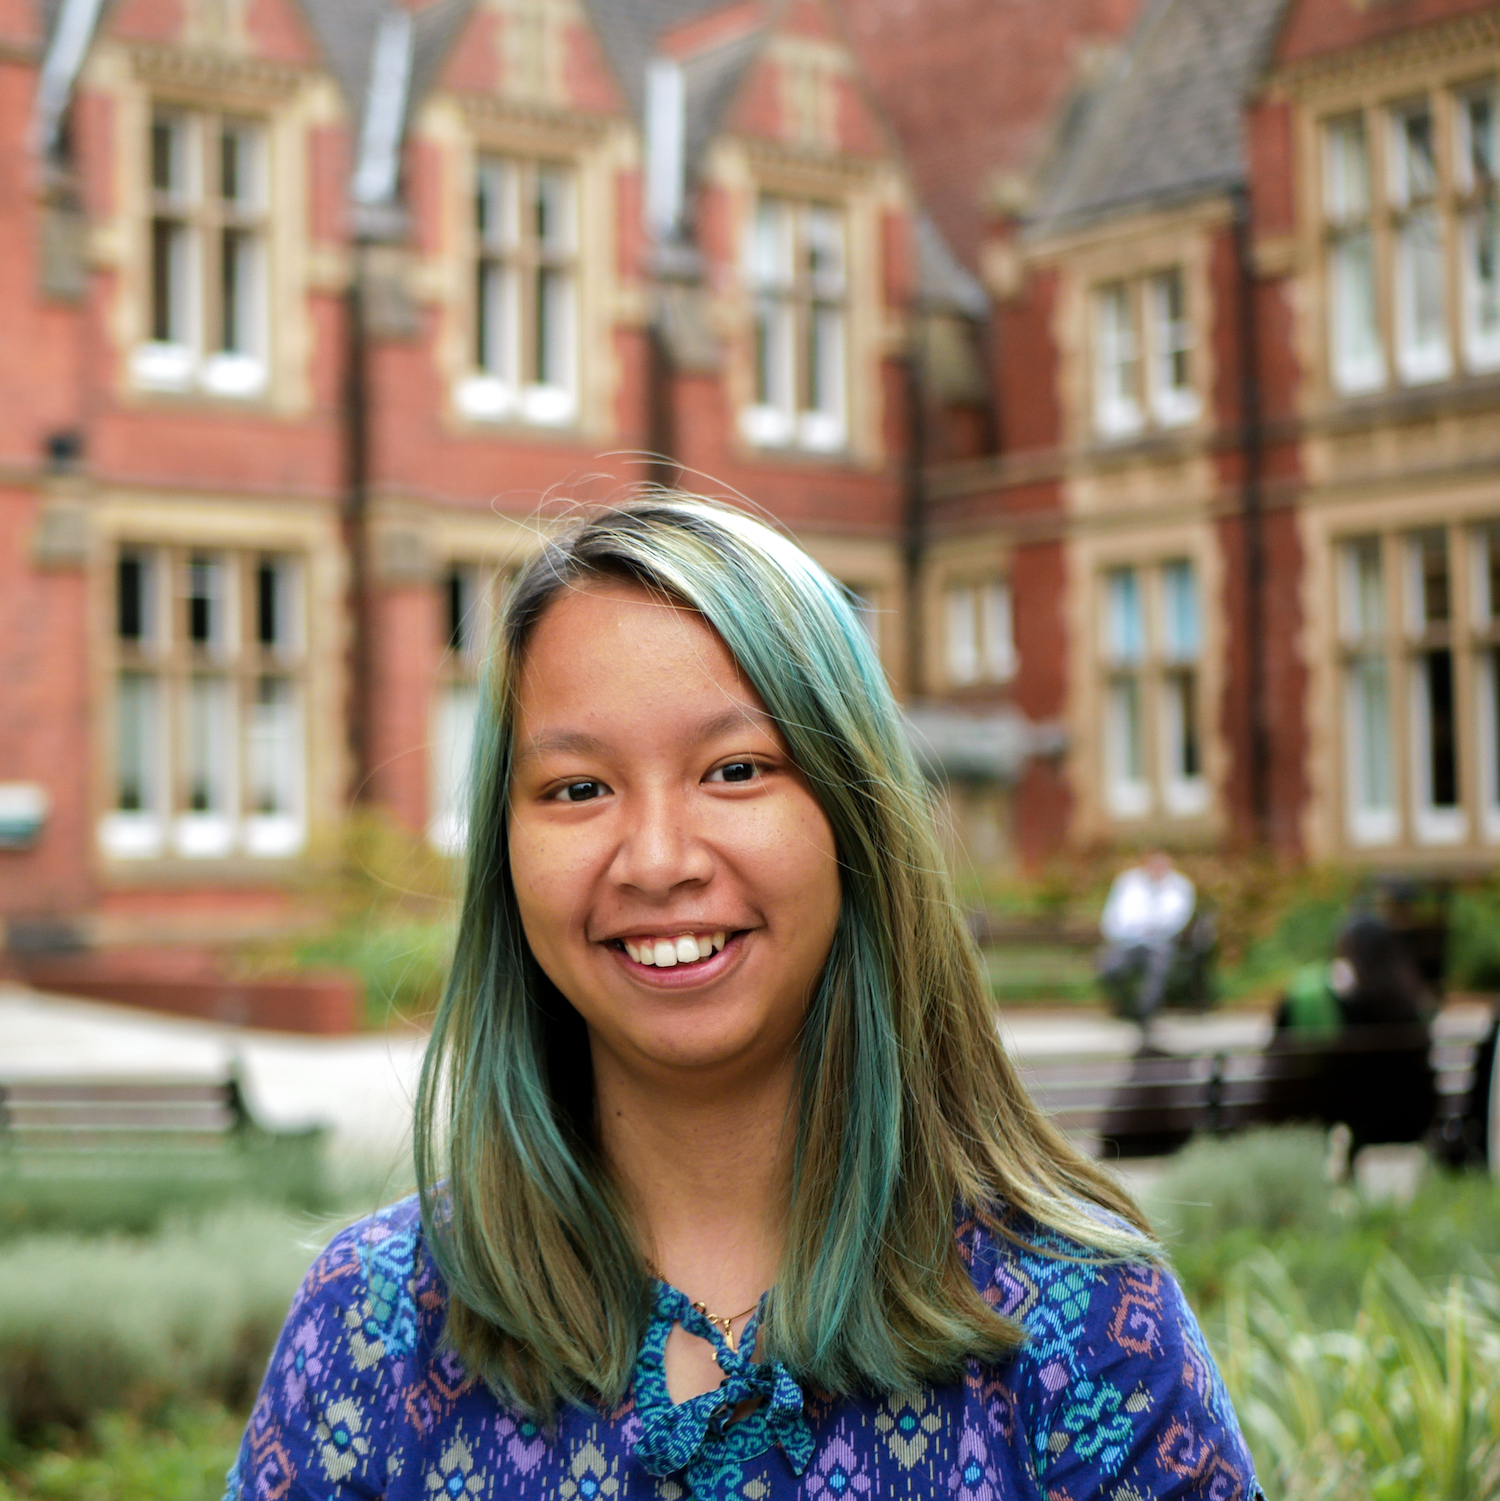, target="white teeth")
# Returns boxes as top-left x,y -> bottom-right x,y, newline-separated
622,932 -> 730,966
